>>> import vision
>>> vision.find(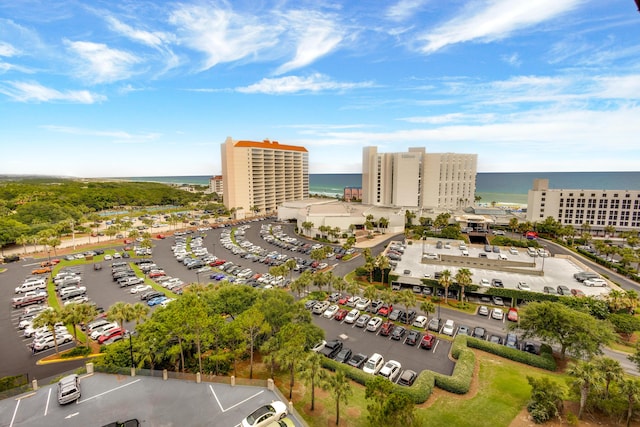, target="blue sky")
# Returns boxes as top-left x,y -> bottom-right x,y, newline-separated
1,0 -> 639,177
